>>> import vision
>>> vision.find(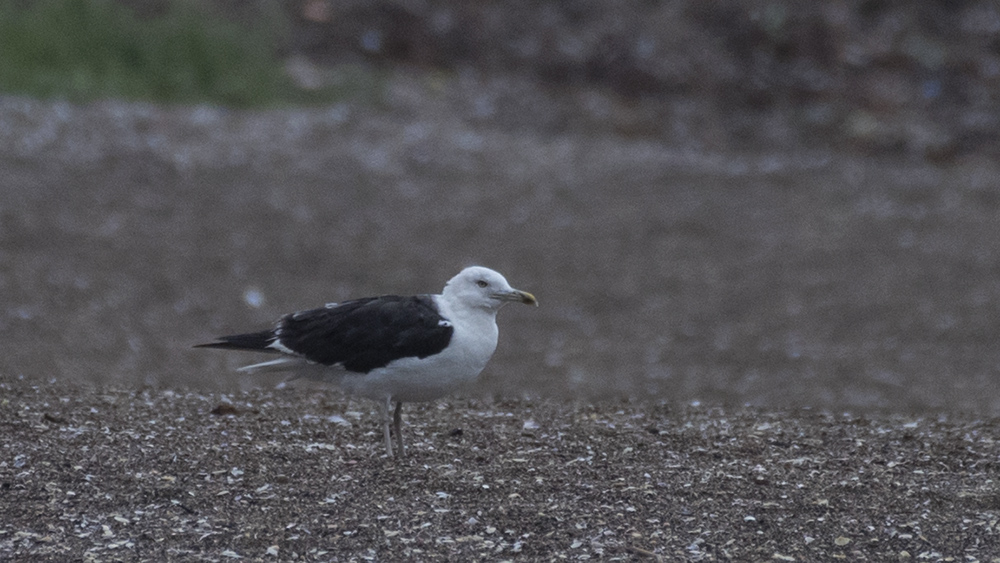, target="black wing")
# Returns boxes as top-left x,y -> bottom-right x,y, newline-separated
274,295 -> 453,373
